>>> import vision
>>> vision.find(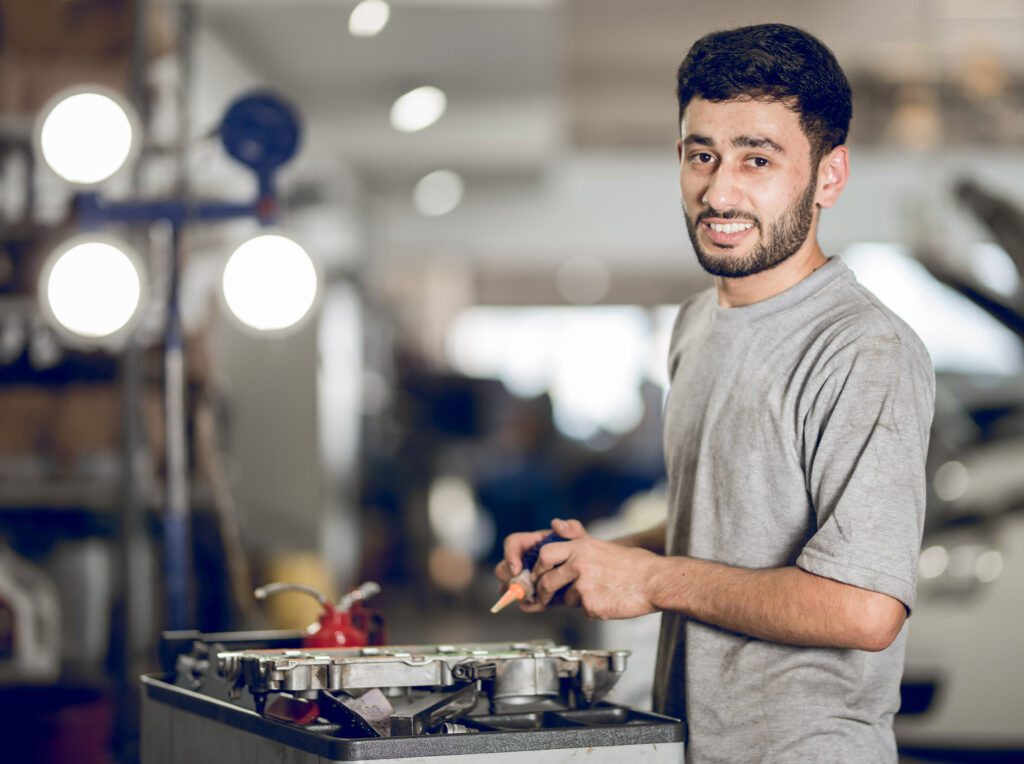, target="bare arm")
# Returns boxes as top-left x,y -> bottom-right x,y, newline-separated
524,526 -> 906,652
644,555 -> 906,651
